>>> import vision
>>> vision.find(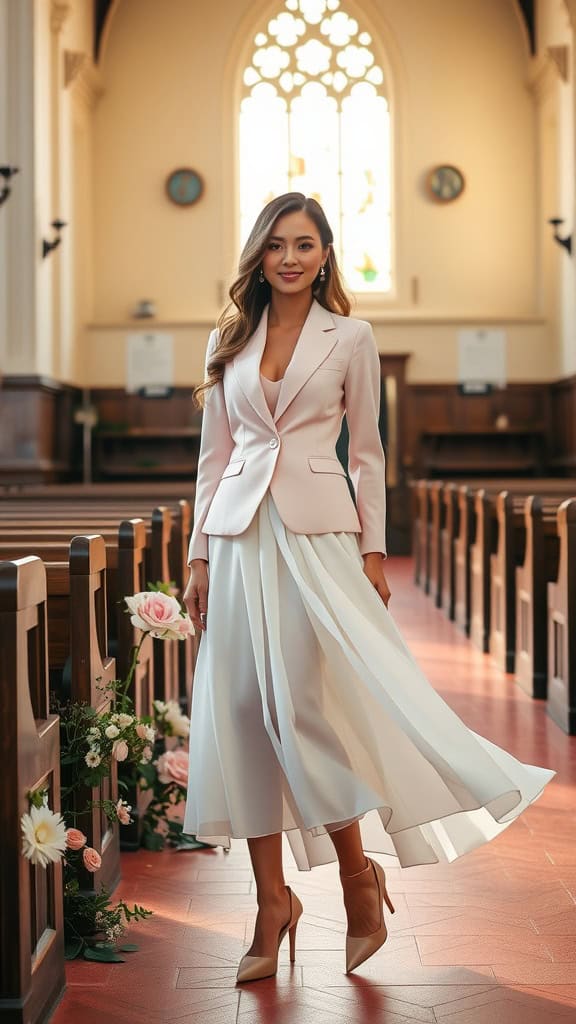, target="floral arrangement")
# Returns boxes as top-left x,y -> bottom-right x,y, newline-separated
21,788 -> 152,962
21,587 -> 195,963
138,698 -> 209,852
